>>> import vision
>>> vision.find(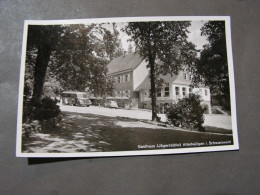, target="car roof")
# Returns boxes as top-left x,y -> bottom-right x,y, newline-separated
62,91 -> 86,95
